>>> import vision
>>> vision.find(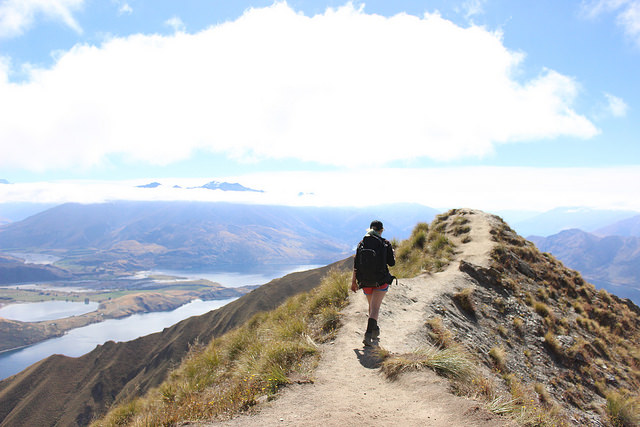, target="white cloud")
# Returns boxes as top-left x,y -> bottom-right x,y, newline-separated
0,0 -> 84,38
118,3 -> 132,15
165,16 -> 185,32
604,92 -> 629,116
2,167 -> 639,212
0,3 -> 598,171
582,0 -> 640,45
458,0 -> 487,19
